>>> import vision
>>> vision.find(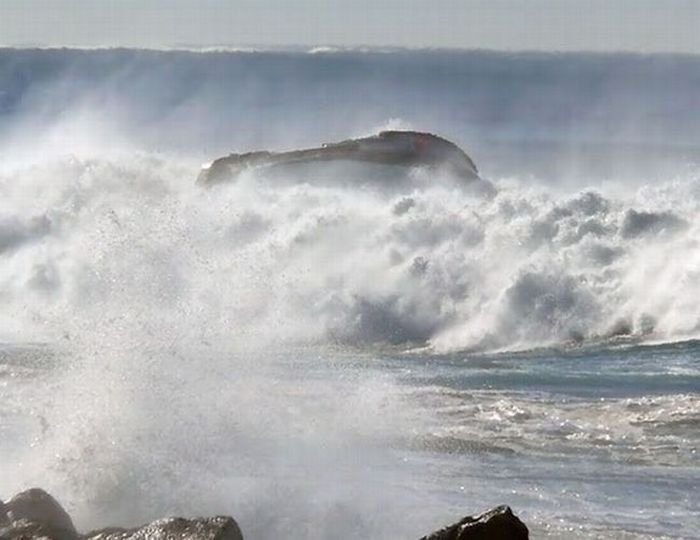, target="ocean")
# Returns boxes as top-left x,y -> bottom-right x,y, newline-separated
0,47 -> 698,539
